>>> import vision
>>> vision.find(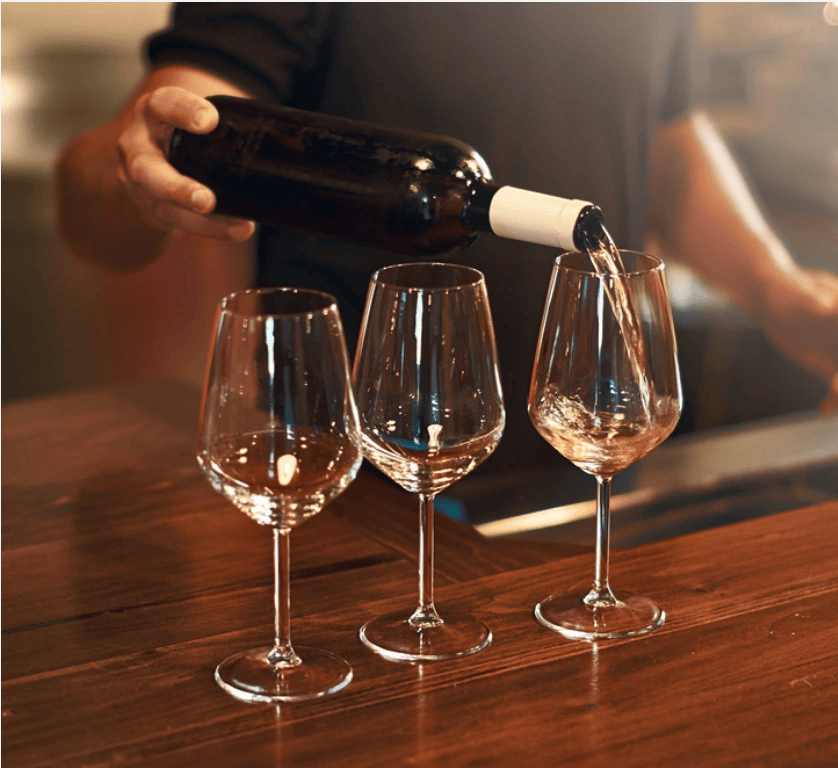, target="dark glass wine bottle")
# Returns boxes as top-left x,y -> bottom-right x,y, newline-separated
169,95 -> 606,256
